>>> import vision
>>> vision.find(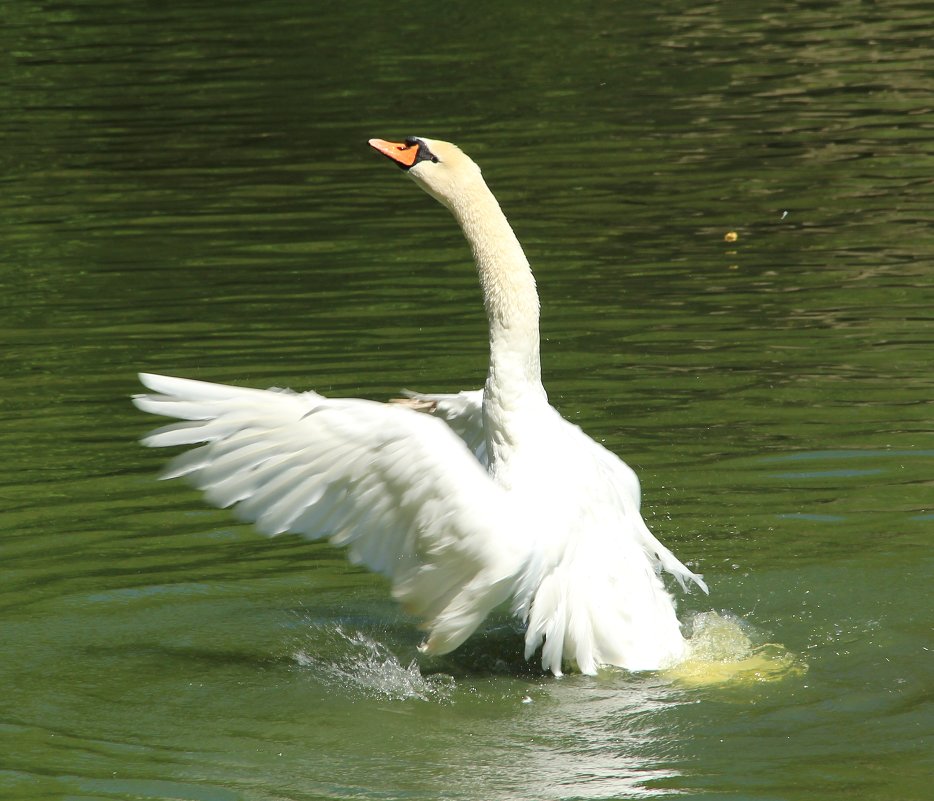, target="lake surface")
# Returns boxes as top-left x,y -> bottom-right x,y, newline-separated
1,1 -> 931,799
